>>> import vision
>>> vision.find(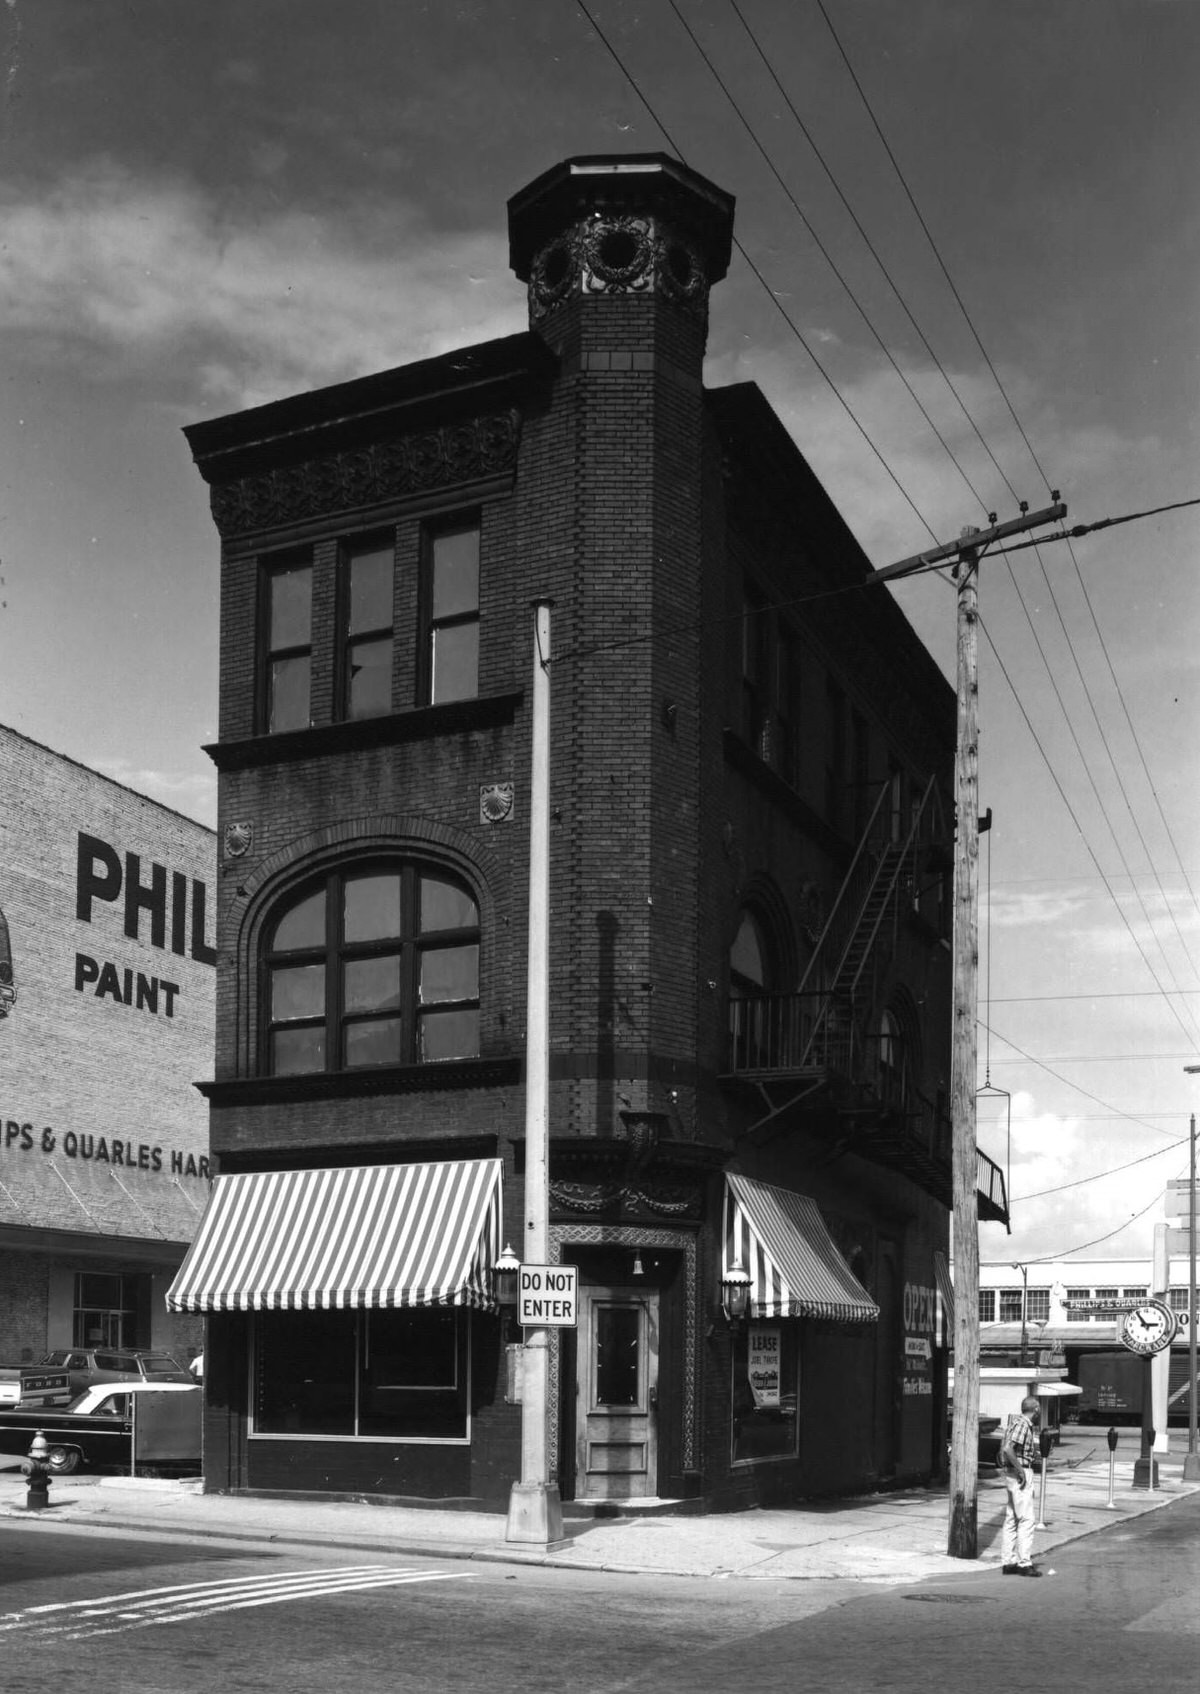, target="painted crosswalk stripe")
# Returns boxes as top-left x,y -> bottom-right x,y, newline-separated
2,1565 -> 467,1637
